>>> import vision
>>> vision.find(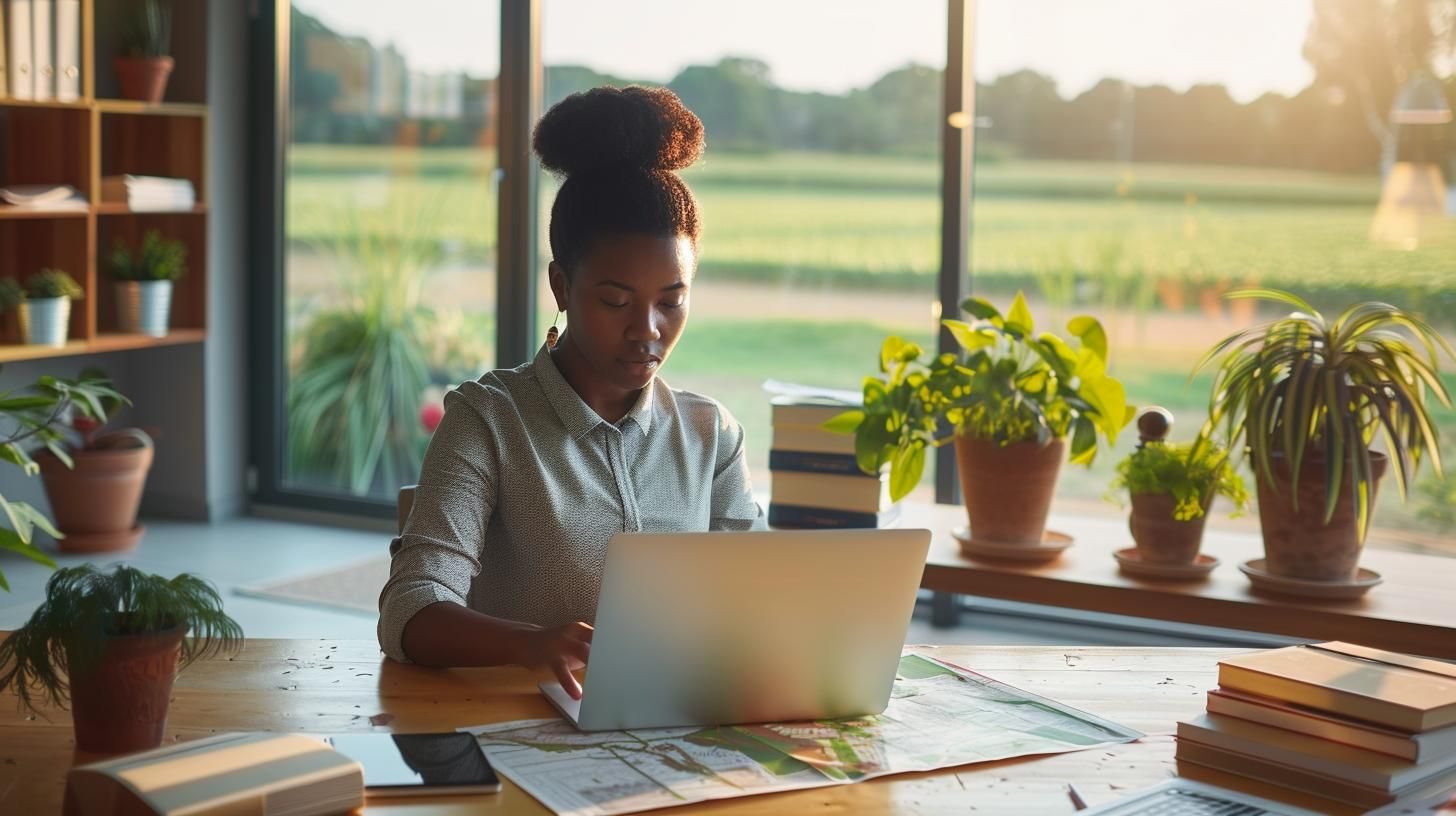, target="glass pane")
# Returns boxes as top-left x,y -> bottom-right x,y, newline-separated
972,1 -> 1456,556
541,1 -> 947,500
284,2 -> 499,500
